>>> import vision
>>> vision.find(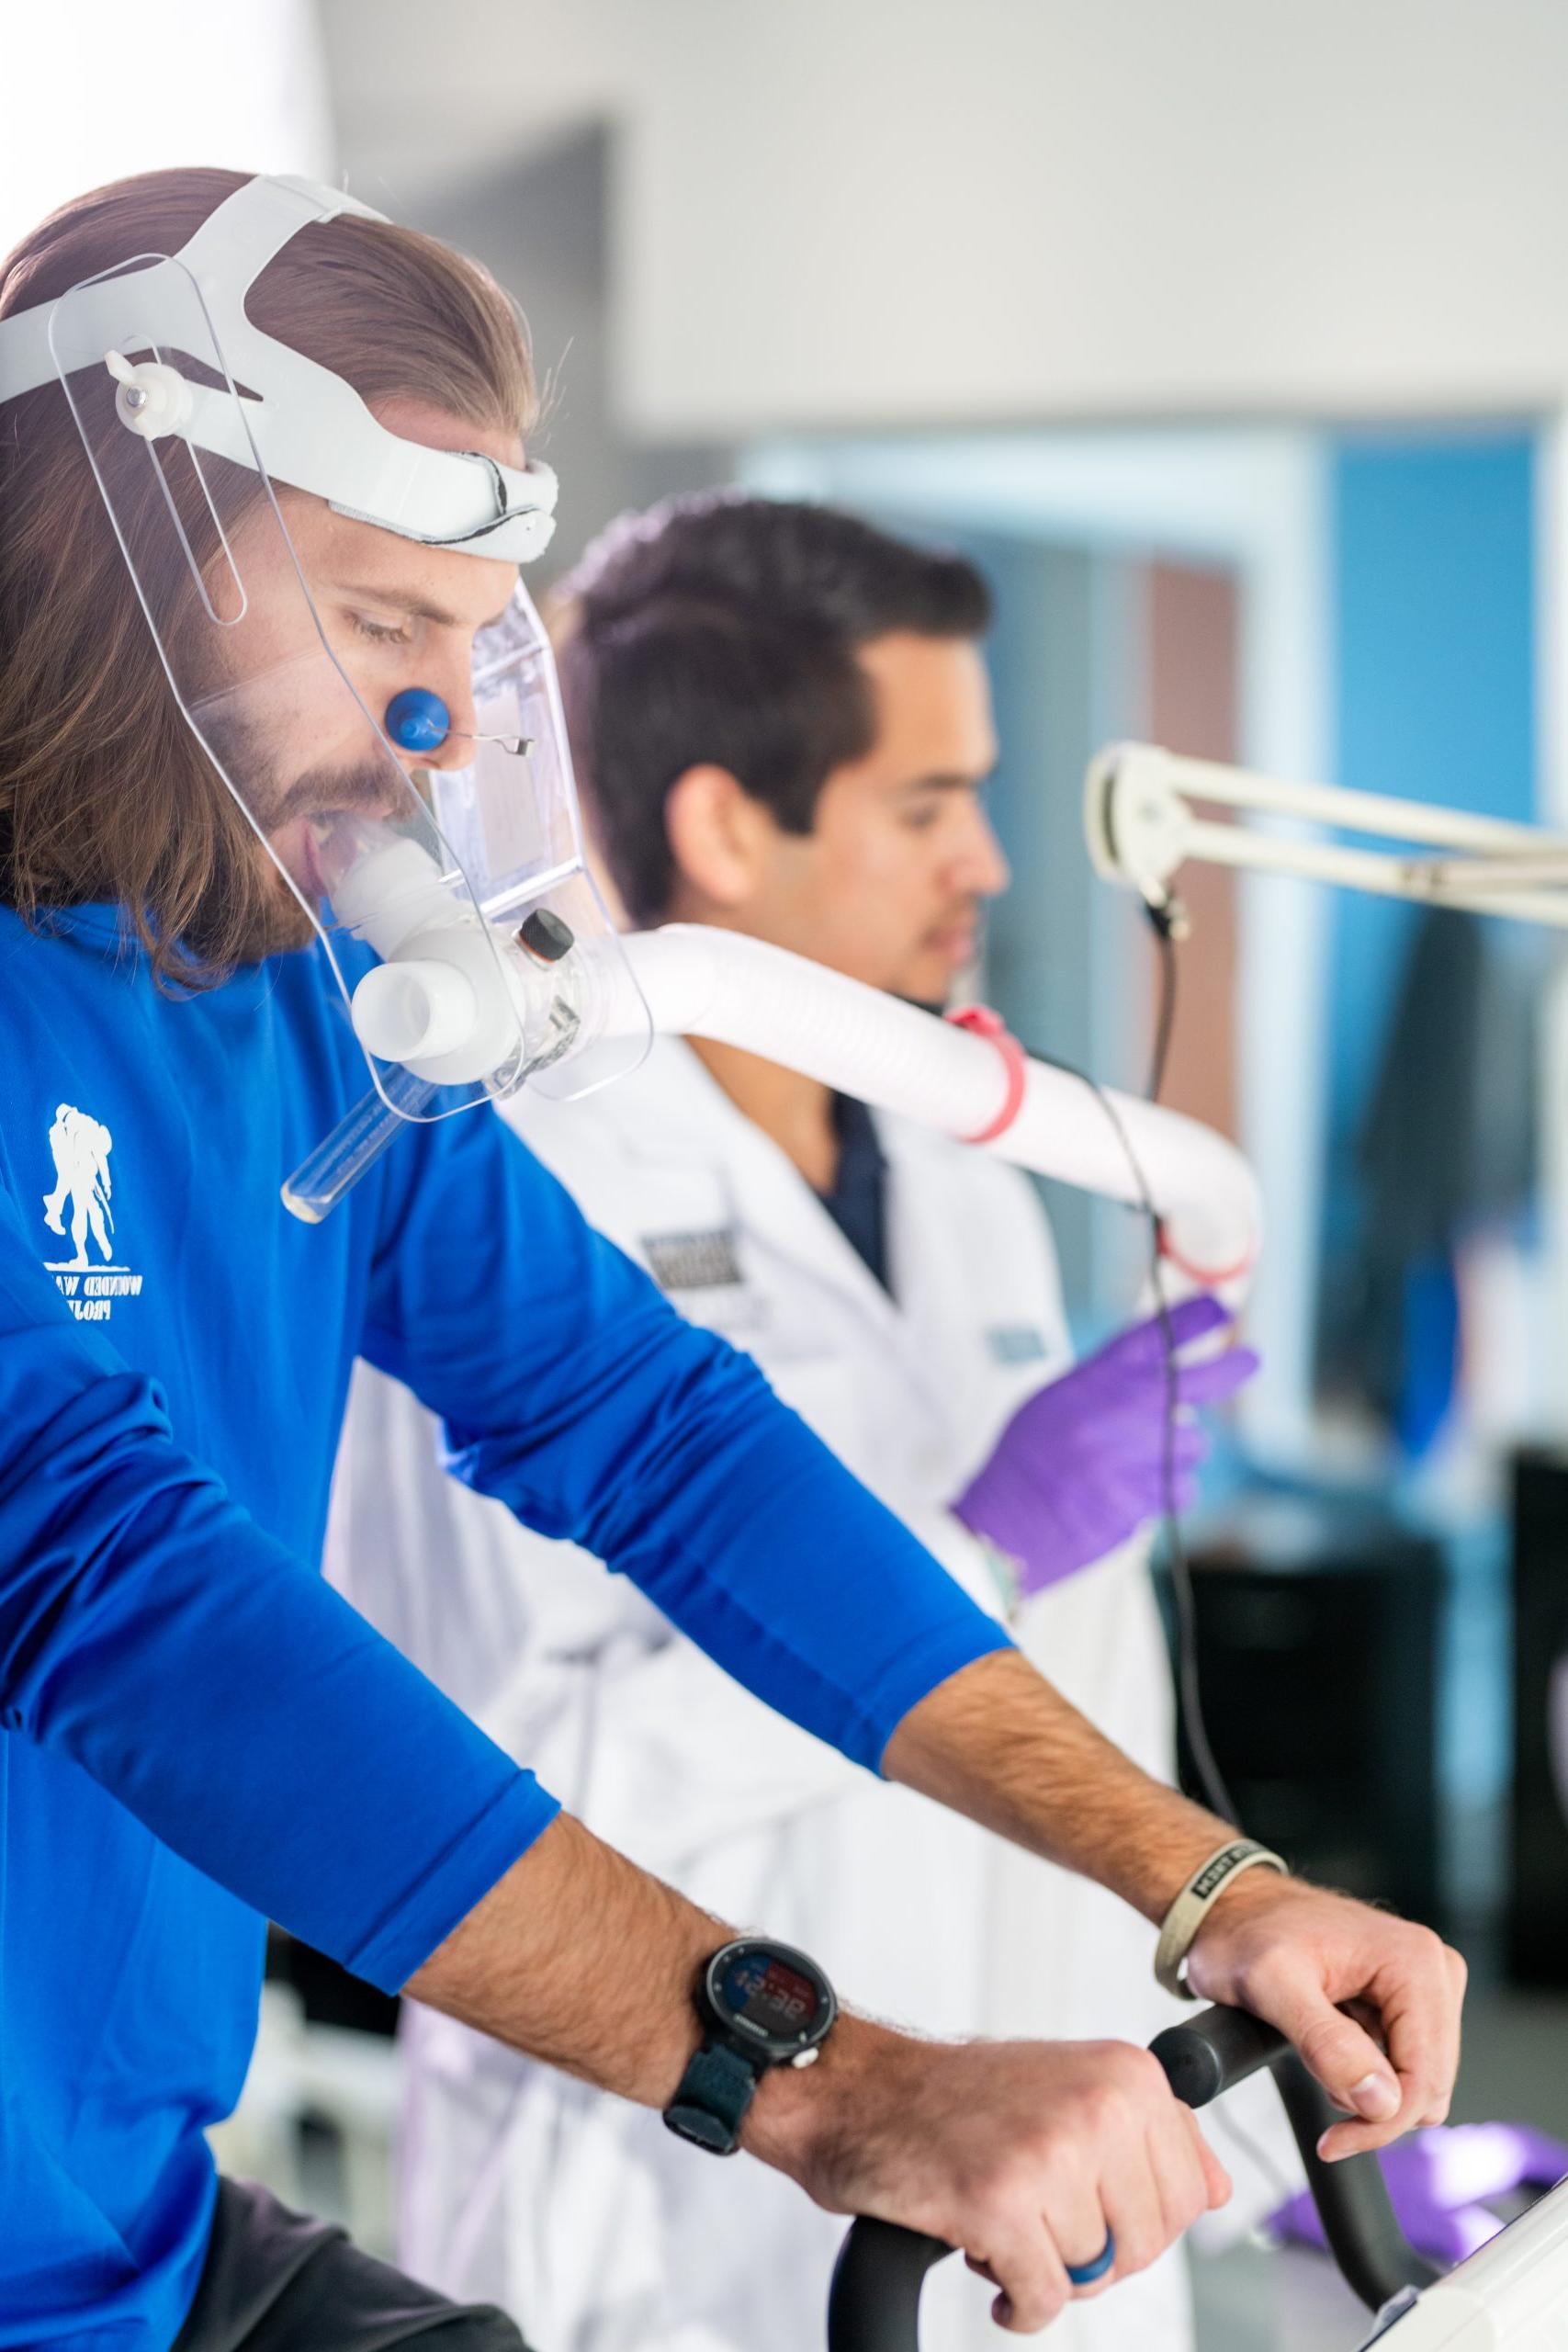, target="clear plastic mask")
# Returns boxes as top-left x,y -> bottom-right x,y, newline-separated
44,250 -> 649,1206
